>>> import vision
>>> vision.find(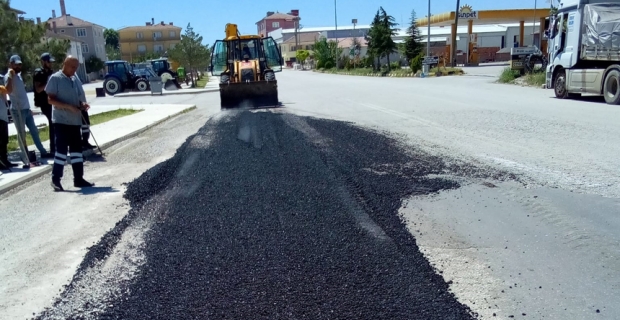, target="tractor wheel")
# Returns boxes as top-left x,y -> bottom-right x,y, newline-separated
265,71 -> 276,81
135,78 -> 149,91
103,78 -> 122,95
